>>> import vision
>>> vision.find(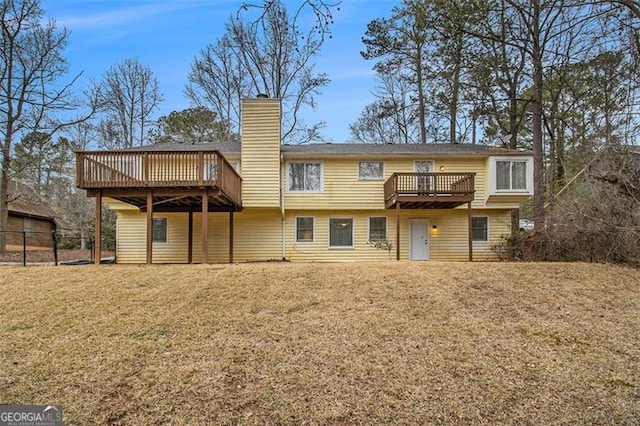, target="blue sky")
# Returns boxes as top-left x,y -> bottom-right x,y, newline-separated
43,0 -> 401,142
